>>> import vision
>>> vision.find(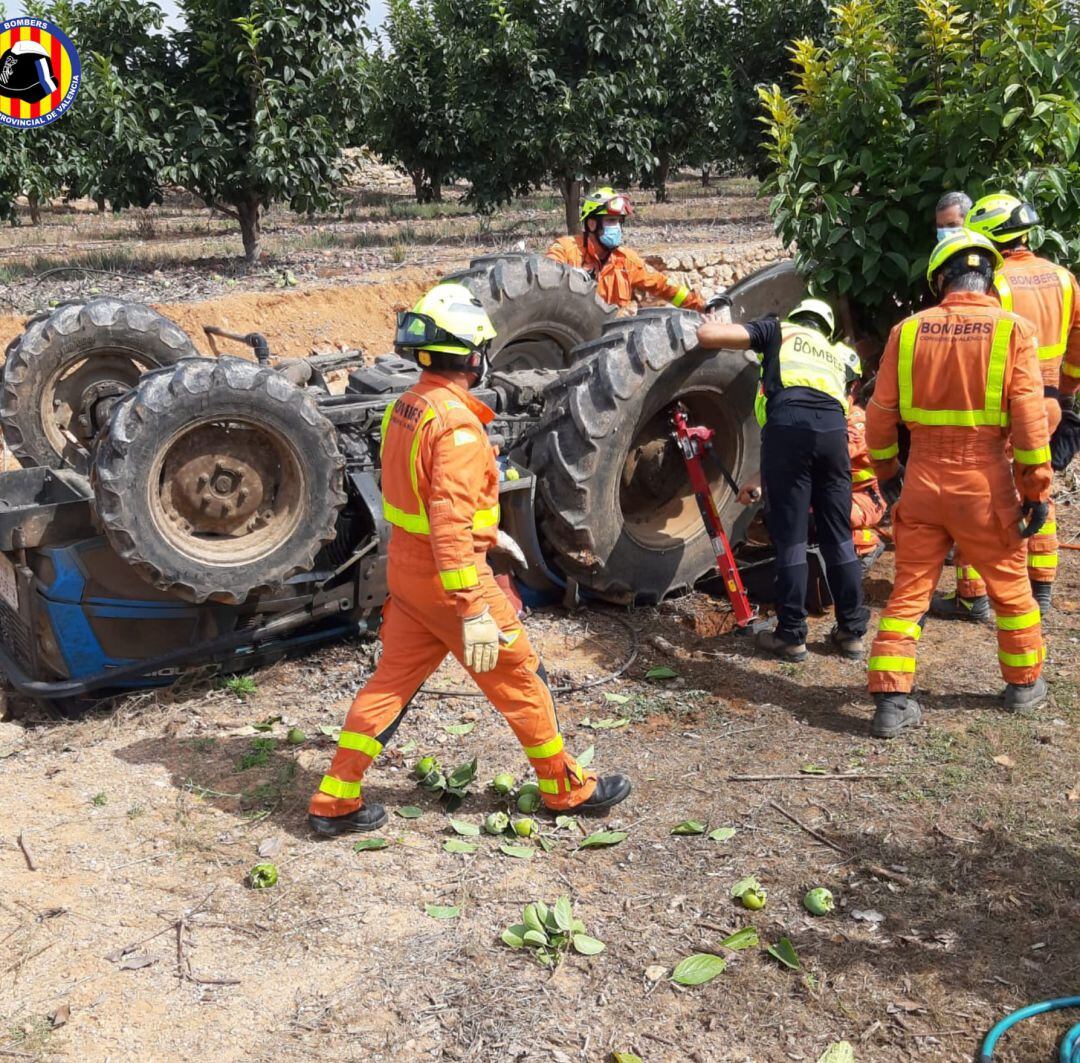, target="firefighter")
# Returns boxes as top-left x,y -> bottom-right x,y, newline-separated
865,230 -> 1051,739
308,283 -> 631,835
697,298 -> 869,661
547,187 -> 707,311
847,396 -> 887,572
